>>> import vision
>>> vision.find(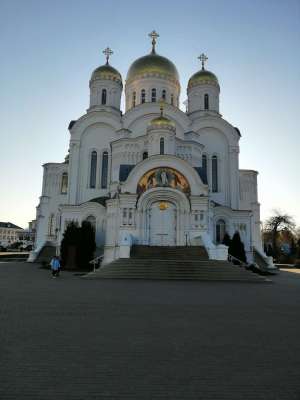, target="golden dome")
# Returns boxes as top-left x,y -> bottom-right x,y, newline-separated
127,52 -> 180,85
188,69 -> 219,89
91,64 -> 122,85
148,115 -> 176,132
